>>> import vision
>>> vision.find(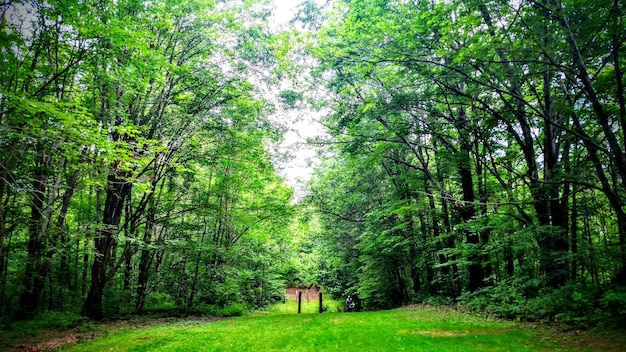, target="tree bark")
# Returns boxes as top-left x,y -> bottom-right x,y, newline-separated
16,146 -> 55,320
454,108 -> 483,292
542,66 -> 569,288
56,169 -> 80,290
136,199 -> 156,312
82,171 -> 131,320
